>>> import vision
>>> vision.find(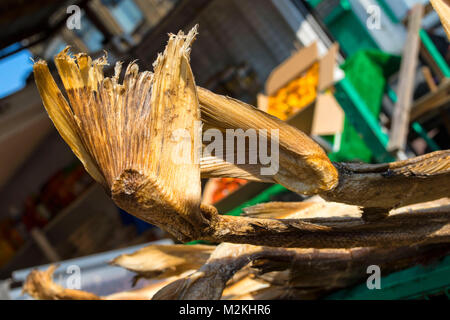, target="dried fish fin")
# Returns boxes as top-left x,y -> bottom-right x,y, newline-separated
110,244 -> 214,279
52,48 -> 151,187
387,150 -> 450,176
54,47 -> 85,93
35,27 -> 204,242
340,150 -> 450,175
23,265 -> 100,300
243,201 -> 362,219
392,197 -> 450,214
198,87 -> 338,194
242,202 -> 315,219
109,27 -> 203,240
142,25 -> 202,224
200,155 -> 273,182
33,61 -> 105,185
222,276 -> 270,300
430,0 -> 450,40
